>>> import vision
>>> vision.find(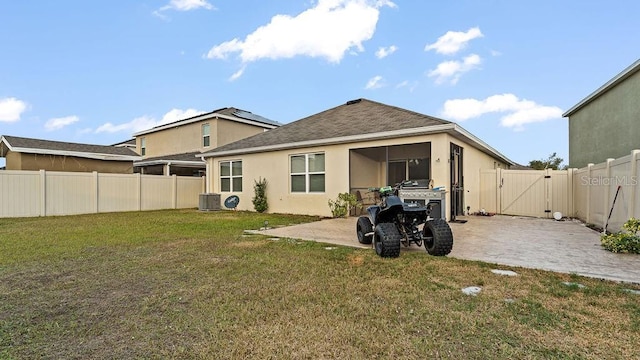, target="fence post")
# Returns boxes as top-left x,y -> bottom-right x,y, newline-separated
586,163 -> 593,224
567,168 -> 574,217
39,169 -> 46,217
495,167 -> 502,214
172,174 -> 178,209
137,173 -> 142,211
629,150 -> 640,219
93,171 -> 99,213
603,158 -> 615,227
